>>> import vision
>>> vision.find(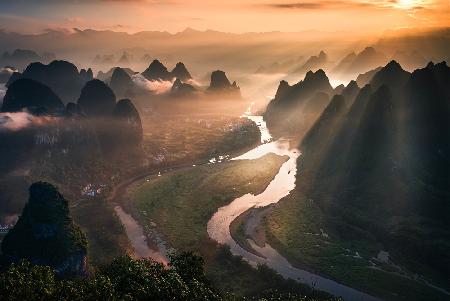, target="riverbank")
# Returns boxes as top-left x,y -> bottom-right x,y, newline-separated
119,153 -> 333,298
265,189 -> 450,301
